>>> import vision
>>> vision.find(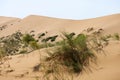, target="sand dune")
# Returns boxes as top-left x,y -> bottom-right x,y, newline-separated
0,14 -> 120,37
0,16 -> 21,37
0,16 -> 18,24
0,14 -> 120,80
